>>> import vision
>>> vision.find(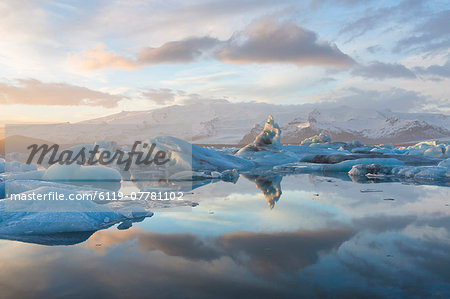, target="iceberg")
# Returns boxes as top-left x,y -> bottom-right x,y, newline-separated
438,158 -> 450,168
236,116 -> 298,168
323,158 -> 403,173
2,170 -> 45,181
4,161 -> 37,173
245,115 -> 282,150
0,195 -> 153,245
348,163 -> 450,181
274,158 -> 404,174
401,141 -> 450,158
168,169 -> 239,182
43,163 -> 121,181
150,136 -> 254,172
300,133 -> 331,145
